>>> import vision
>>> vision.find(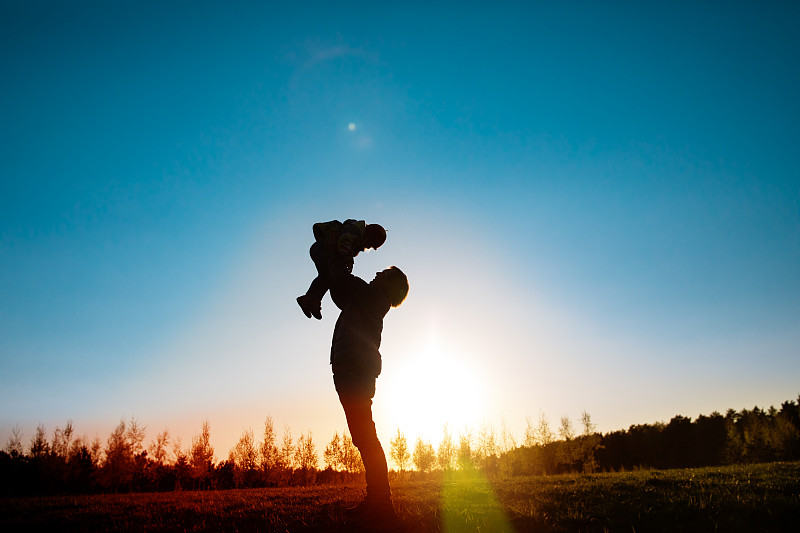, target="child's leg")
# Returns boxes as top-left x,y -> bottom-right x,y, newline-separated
305,241 -> 330,303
